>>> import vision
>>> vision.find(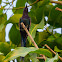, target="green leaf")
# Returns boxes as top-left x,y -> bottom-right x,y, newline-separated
0,0 -> 2,4
45,54 -> 59,62
0,55 -> 7,62
29,7 -> 44,24
28,17 -> 44,44
7,14 -> 22,24
30,48 -> 52,58
29,53 -> 39,62
4,47 -> 38,61
0,10 -> 3,15
29,0 -> 51,24
47,35 -> 55,42
55,37 -> 62,46
9,25 -> 21,45
54,33 -> 61,38
48,5 -> 62,28
0,42 -> 11,56
24,54 -> 30,62
0,14 -> 7,25
54,46 -> 62,53
38,0 -> 50,7
35,31 -> 49,45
